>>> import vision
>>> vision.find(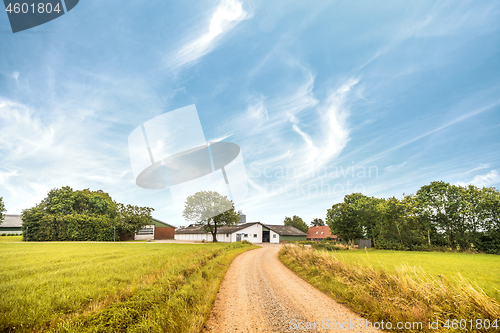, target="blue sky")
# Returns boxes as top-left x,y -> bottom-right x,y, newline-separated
1,0 -> 499,226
